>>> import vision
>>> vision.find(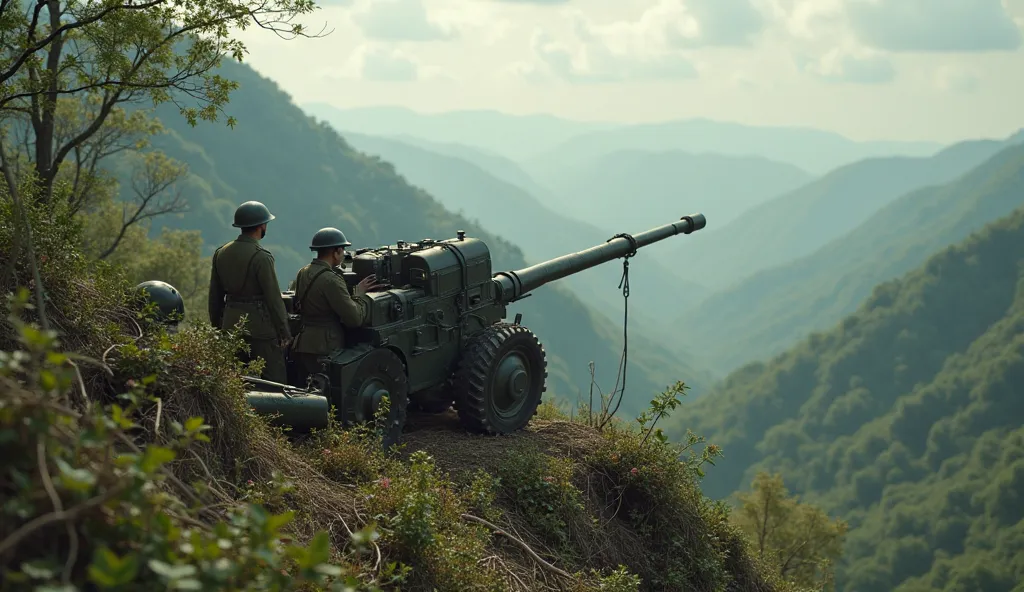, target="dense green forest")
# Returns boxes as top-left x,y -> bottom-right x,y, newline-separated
687,138 -> 1024,374
124,61 -> 715,411
668,204 -> 1024,591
